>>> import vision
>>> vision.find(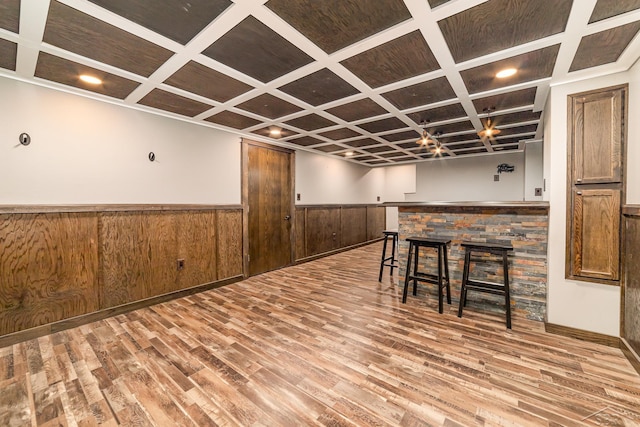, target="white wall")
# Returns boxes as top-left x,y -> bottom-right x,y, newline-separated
0,77 -> 241,205
404,151 -> 525,202
628,64 -> 640,205
524,141 -> 544,201
545,67 -> 640,336
0,76 -> 396,207
382,164 -> 417,229
294,150 -> 385,204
